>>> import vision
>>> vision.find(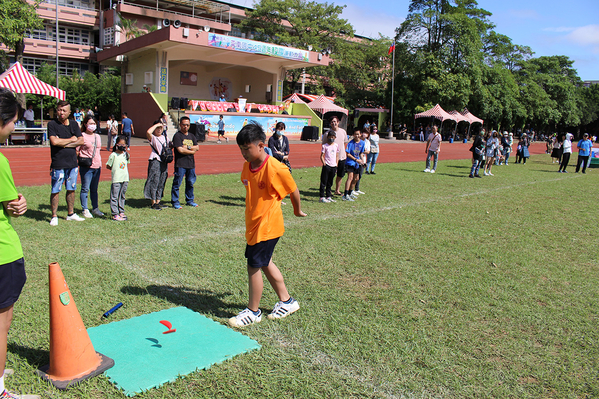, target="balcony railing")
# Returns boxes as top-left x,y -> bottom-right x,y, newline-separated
119,1 -> 229,25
